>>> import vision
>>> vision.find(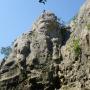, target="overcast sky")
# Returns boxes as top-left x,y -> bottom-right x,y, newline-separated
0,0 -> 85,59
